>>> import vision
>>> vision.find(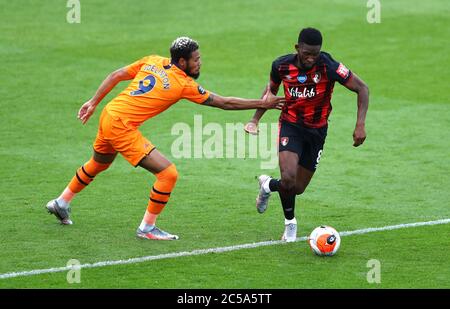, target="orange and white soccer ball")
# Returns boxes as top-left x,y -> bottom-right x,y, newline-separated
308,226 -> 341,256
